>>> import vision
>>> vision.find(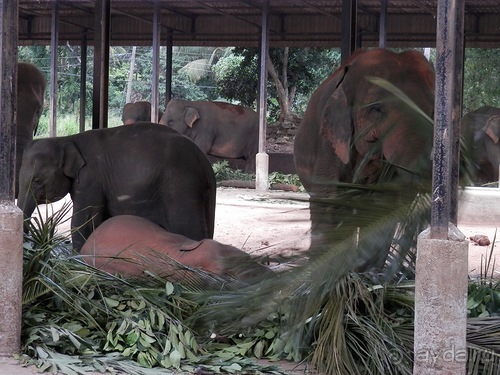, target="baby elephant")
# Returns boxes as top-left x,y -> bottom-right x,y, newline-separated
80,215 -> 274,285
121,101 -> 164,124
